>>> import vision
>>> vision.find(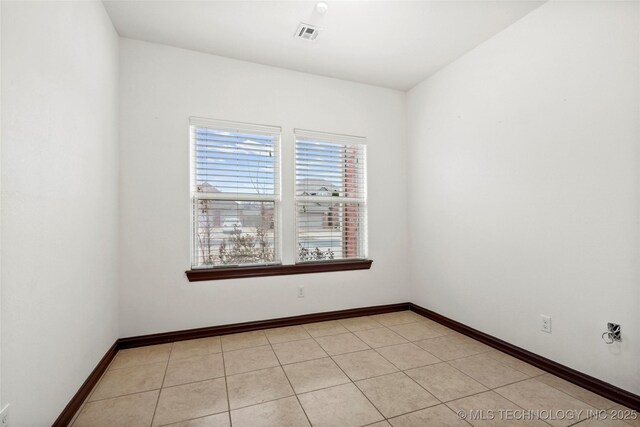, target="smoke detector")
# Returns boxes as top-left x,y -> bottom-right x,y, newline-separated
295,23 -> 319,41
